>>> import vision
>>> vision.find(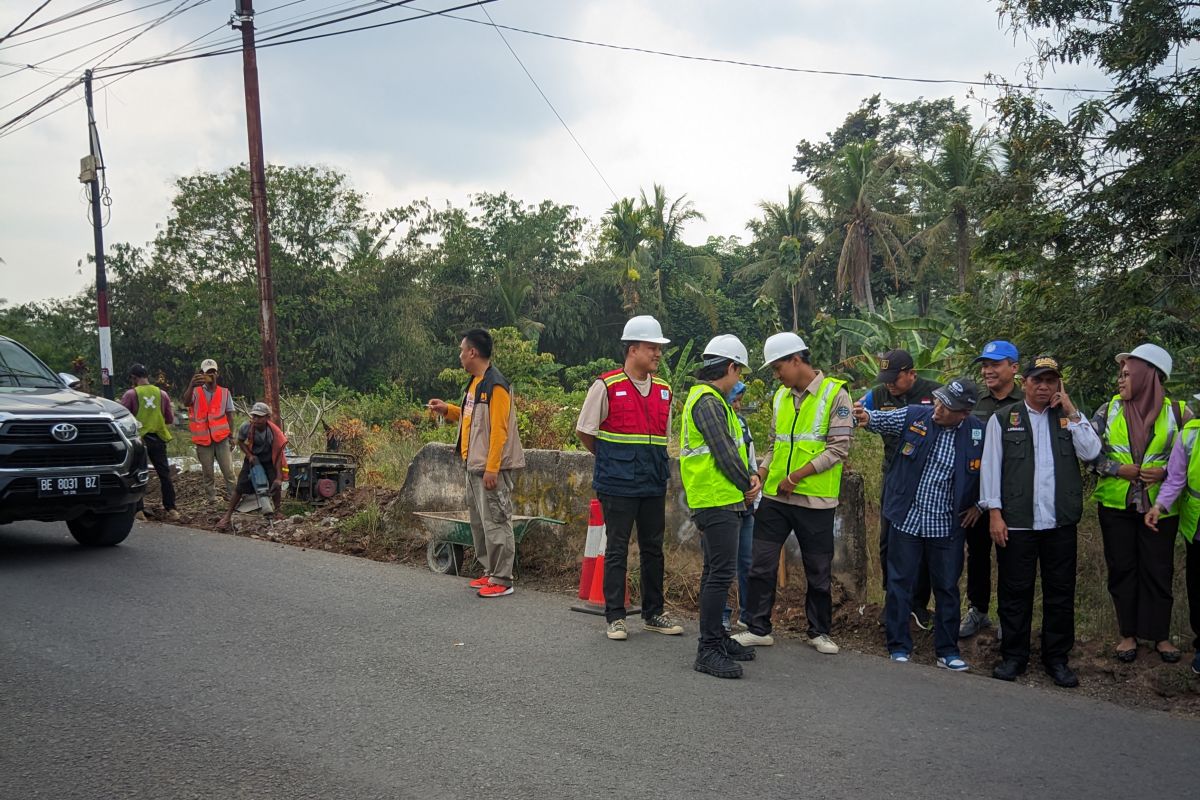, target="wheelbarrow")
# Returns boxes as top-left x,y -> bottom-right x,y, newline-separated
414,511 -> 564,575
